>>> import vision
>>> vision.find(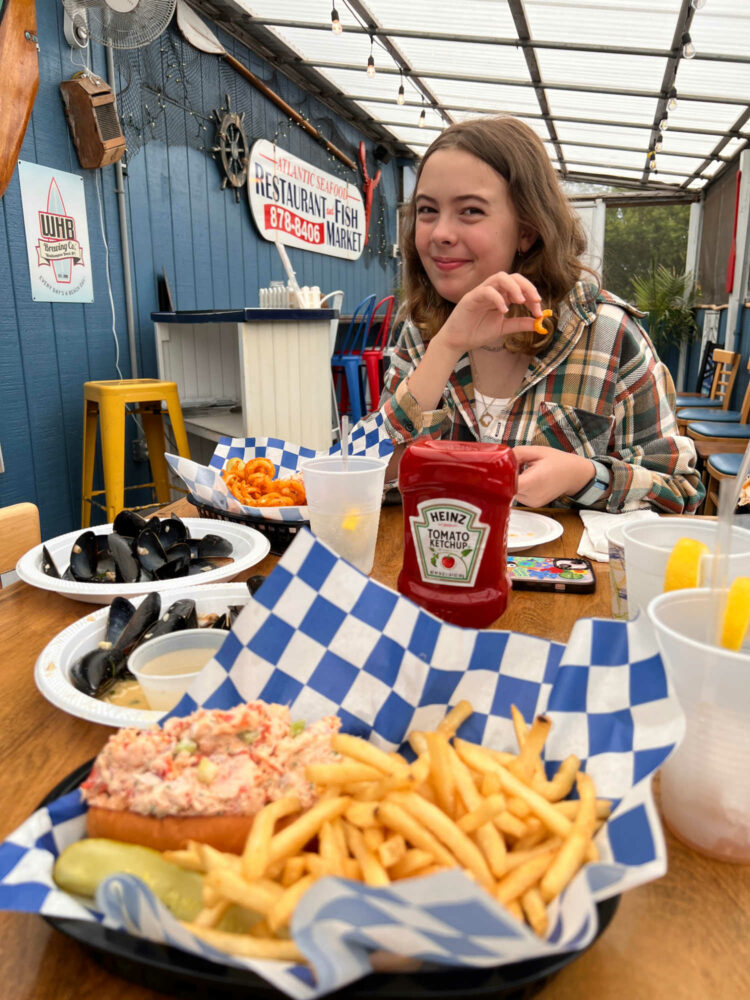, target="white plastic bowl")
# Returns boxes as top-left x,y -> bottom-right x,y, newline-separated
128,627 -> 228,712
